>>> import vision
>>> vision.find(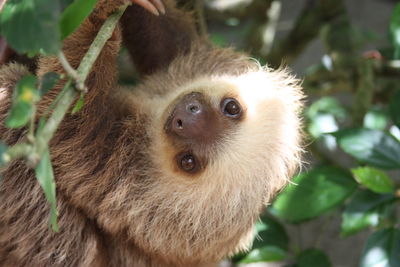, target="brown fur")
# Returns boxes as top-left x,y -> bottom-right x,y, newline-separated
0,0 -> 303,266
